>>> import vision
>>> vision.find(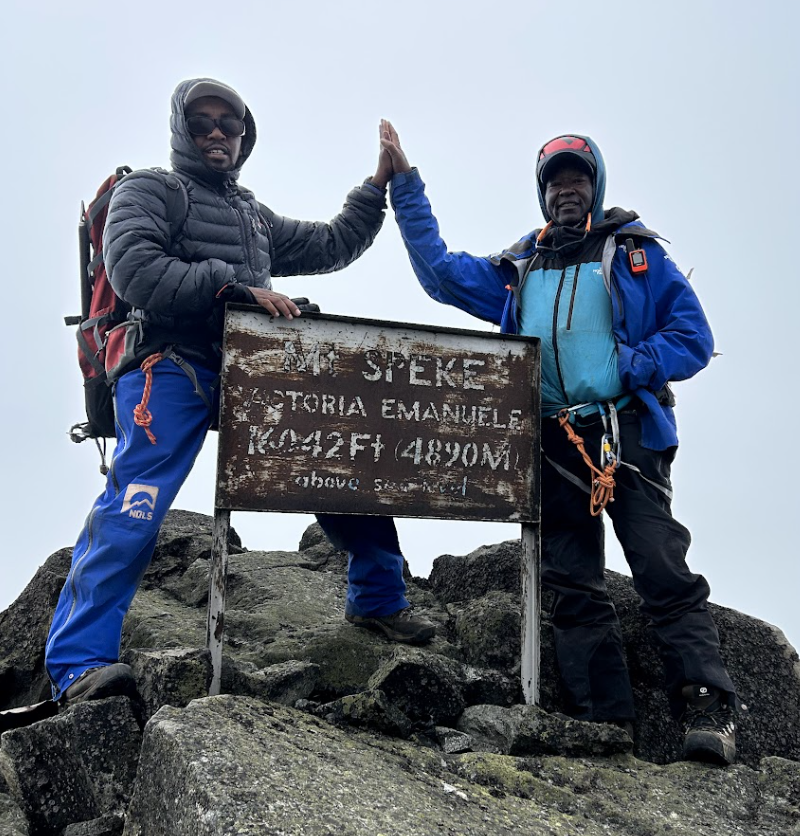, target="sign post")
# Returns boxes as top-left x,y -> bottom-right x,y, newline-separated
207,306 -> 541,701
